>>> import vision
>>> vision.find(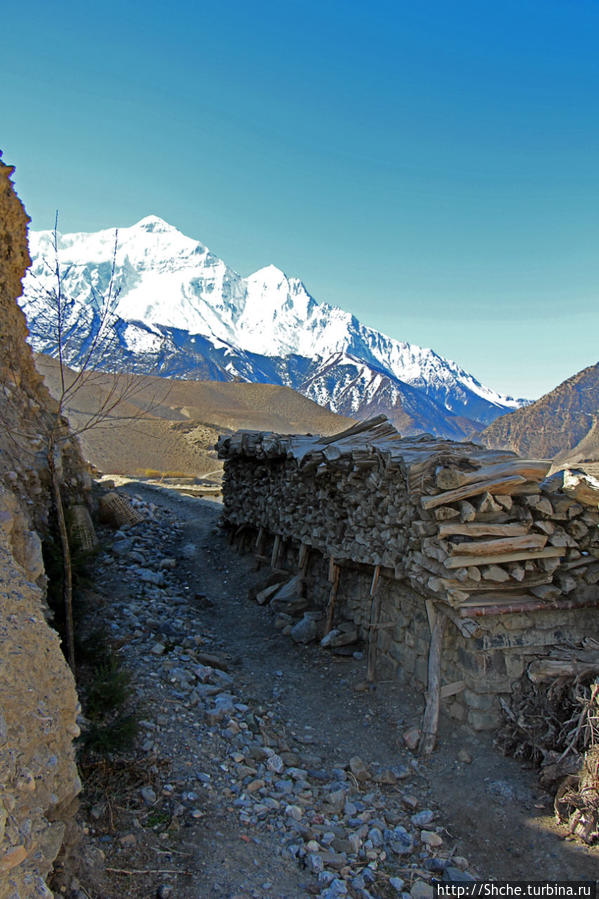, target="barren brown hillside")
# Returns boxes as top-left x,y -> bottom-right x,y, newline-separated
480,362 -> 599,462
35,355 -> 354,476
